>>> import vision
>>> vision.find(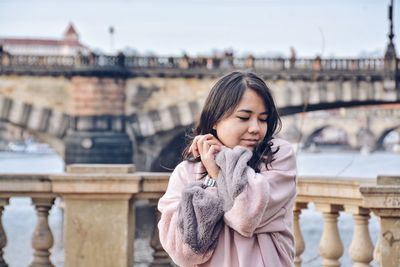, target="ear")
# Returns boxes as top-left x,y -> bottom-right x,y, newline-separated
211,125 -> 217,136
